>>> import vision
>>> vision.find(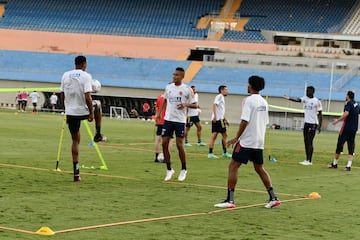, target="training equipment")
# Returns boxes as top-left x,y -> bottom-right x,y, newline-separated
110,106 -> 130,119
157,153 -> 164,162
164,169 -> 175,181
178,169 -> 188,181
214,201 -> 236,208
55,114 -> 67,171
308,192 -> 321,199
264,199 -> 281,208
91,79 -> 101,93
